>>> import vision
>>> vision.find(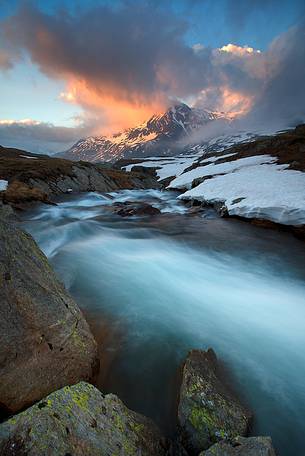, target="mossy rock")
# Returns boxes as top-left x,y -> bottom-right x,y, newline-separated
200,436 -> 276,455
178,349 -> 252,454
0,382 -> 170,456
